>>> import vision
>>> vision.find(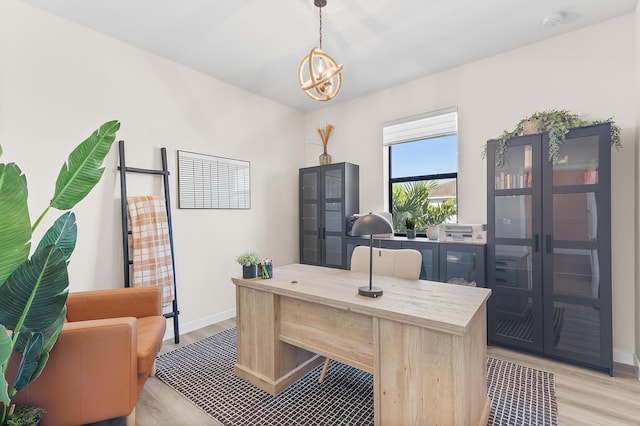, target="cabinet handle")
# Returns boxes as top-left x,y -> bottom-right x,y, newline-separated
546,234 -> 552,253
534,234 -> 539,252
323,227 -> 326,239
